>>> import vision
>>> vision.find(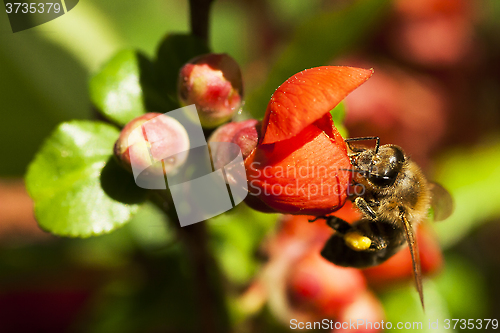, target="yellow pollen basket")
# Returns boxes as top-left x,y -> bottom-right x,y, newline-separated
344,232 -> 372,251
